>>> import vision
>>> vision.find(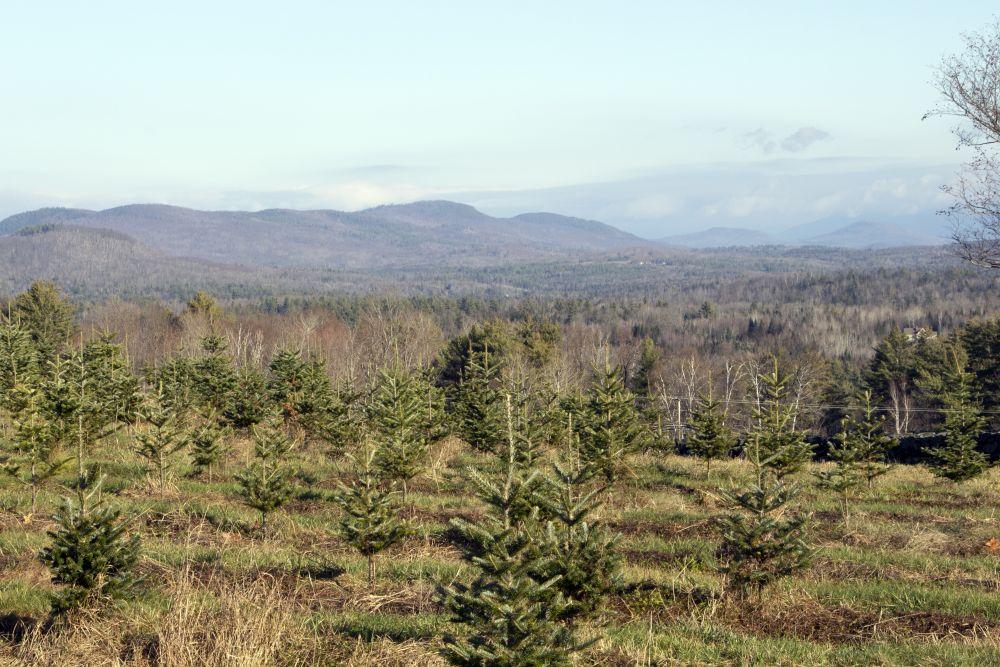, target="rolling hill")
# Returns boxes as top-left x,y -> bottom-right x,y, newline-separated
0,201 -> 651,270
